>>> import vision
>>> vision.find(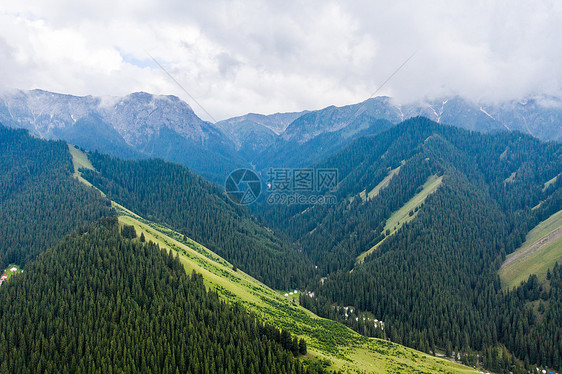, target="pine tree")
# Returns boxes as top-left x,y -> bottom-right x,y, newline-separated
299,339 -> 307,355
